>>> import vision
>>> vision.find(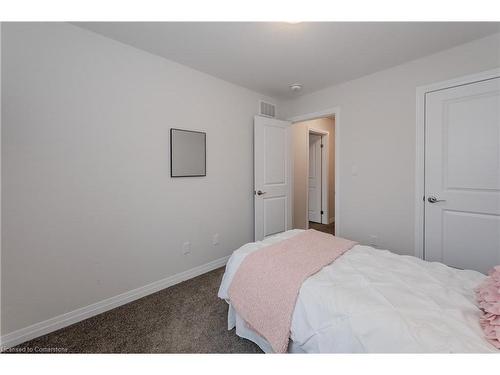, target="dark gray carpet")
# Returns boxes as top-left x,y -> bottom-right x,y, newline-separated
8,267 -> 262,353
